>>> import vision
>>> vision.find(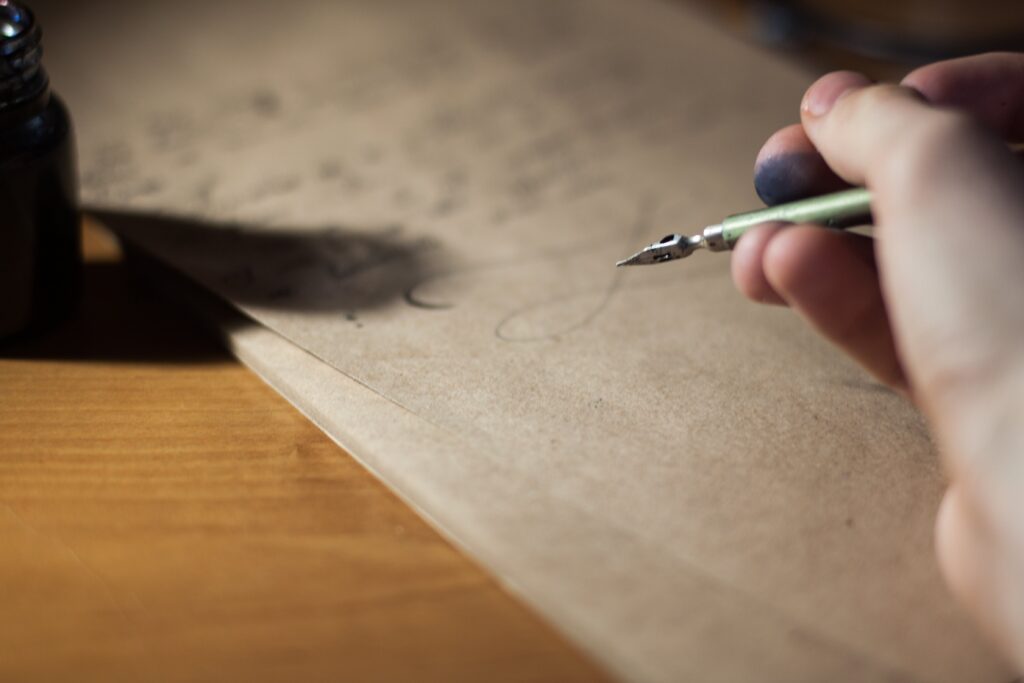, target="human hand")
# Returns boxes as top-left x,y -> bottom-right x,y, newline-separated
731,53 -> 1024,669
